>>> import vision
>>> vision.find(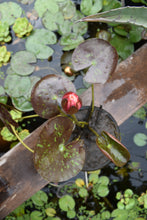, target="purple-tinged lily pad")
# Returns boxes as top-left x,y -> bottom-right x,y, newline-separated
96,131 -> 130,167
72,38 -> 118,84
34,115 -> 85,182
31,74 -> 76,119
